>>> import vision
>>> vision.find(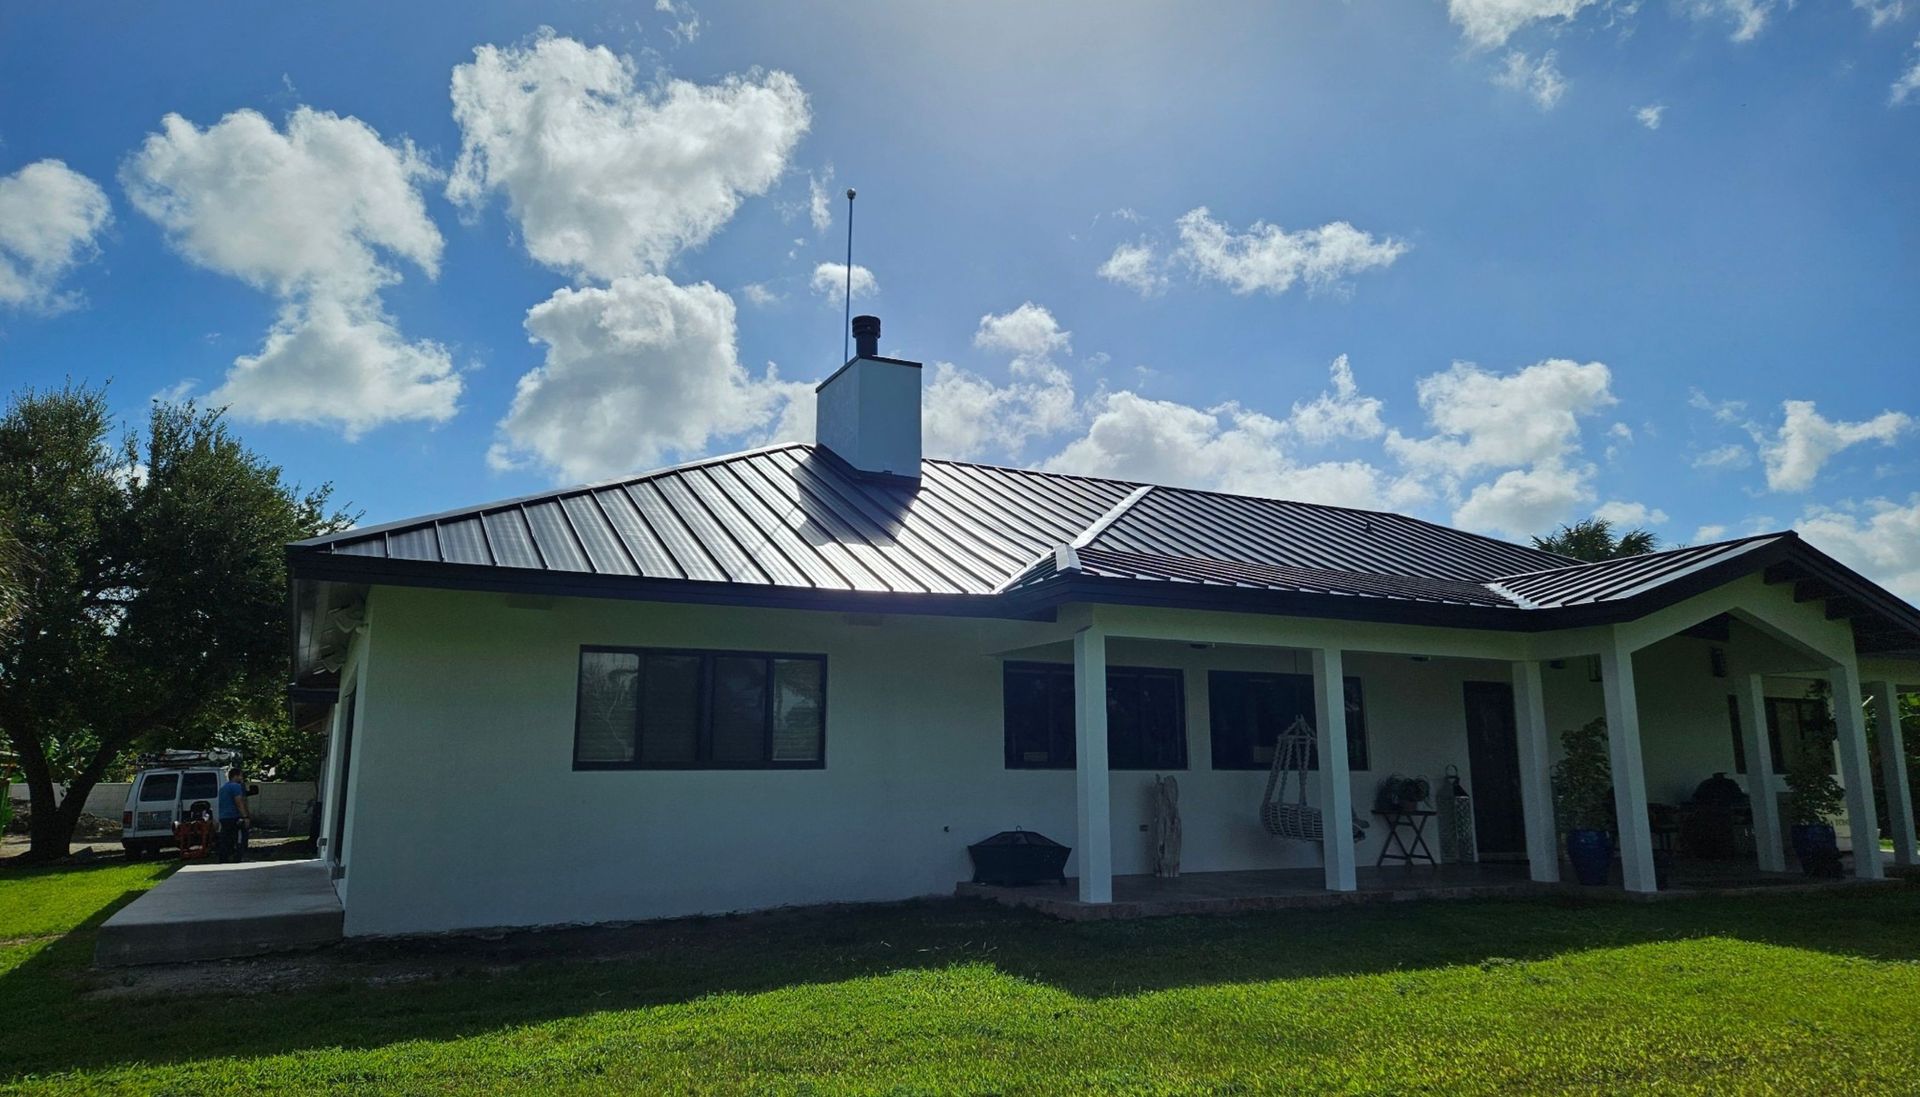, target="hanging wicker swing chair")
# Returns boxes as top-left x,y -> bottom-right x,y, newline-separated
1260,716 -> 1369,843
